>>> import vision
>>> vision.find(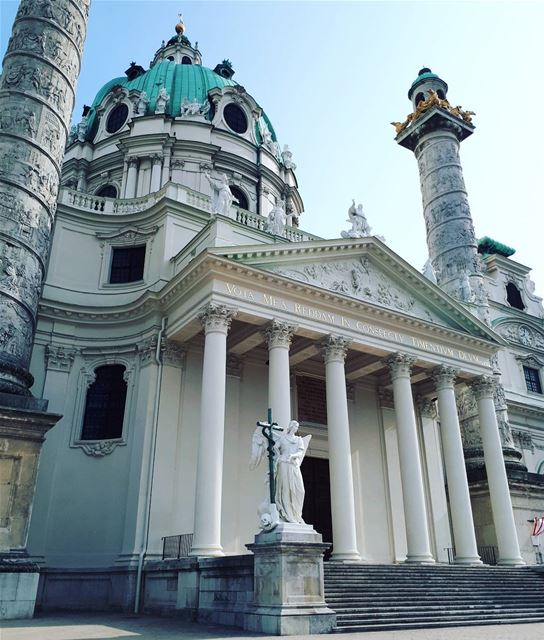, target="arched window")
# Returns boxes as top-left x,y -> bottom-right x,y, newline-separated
95,184 -> 118,199
415,92 -> 425,106
437,89 -> 446,100
506,282 -> 525,310
537,460 -> 544,475
167,56 -> 174,62
81,365 -> 128,440
182,56 -> 192,65
229,185 -> 249,210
